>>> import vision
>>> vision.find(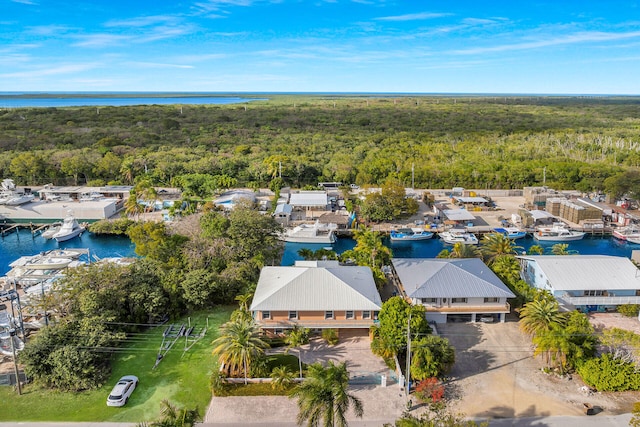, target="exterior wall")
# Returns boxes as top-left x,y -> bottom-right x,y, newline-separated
253,309 -> 378,330
425,313 -> 448,324
412,296 -> 510,313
